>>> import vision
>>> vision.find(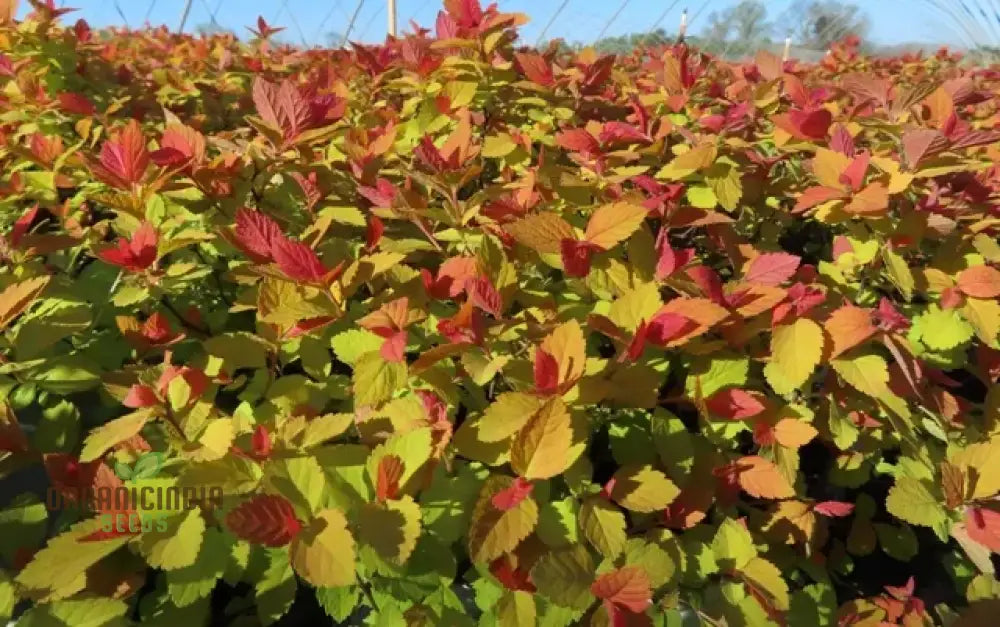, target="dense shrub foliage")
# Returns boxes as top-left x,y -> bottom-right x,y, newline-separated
2,1 -> 1000,624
